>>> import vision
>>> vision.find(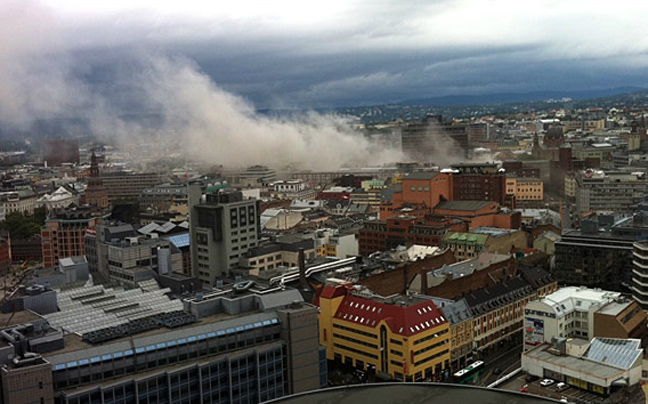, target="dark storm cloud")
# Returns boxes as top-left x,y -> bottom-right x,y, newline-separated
38,0 -> 648,108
